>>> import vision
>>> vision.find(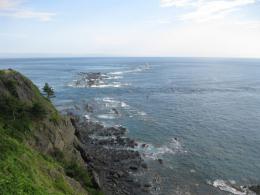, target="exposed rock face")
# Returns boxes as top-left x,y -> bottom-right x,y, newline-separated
70,116 -> 151,195
0,69 -> 40,102
0,69 -> 84,164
